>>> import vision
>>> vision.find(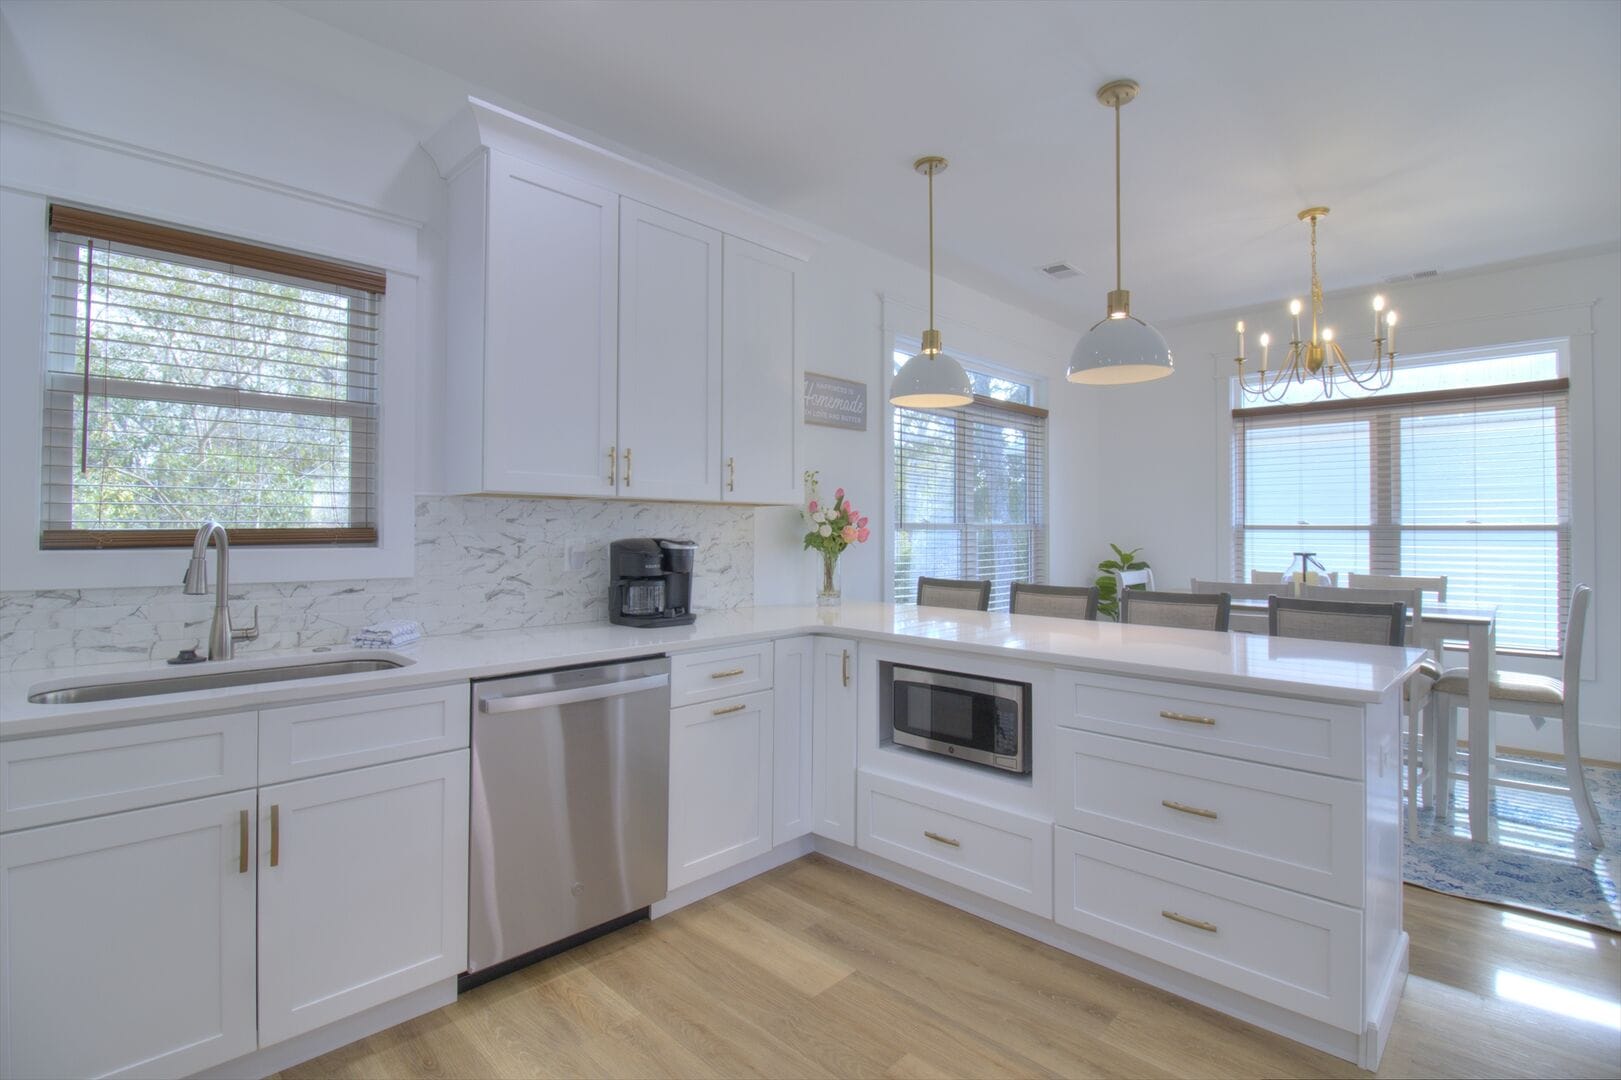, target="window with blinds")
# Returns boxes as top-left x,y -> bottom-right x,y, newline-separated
891,353 -> 1048,611
1232,352 -> 1570,652
40,206 -> 384,549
